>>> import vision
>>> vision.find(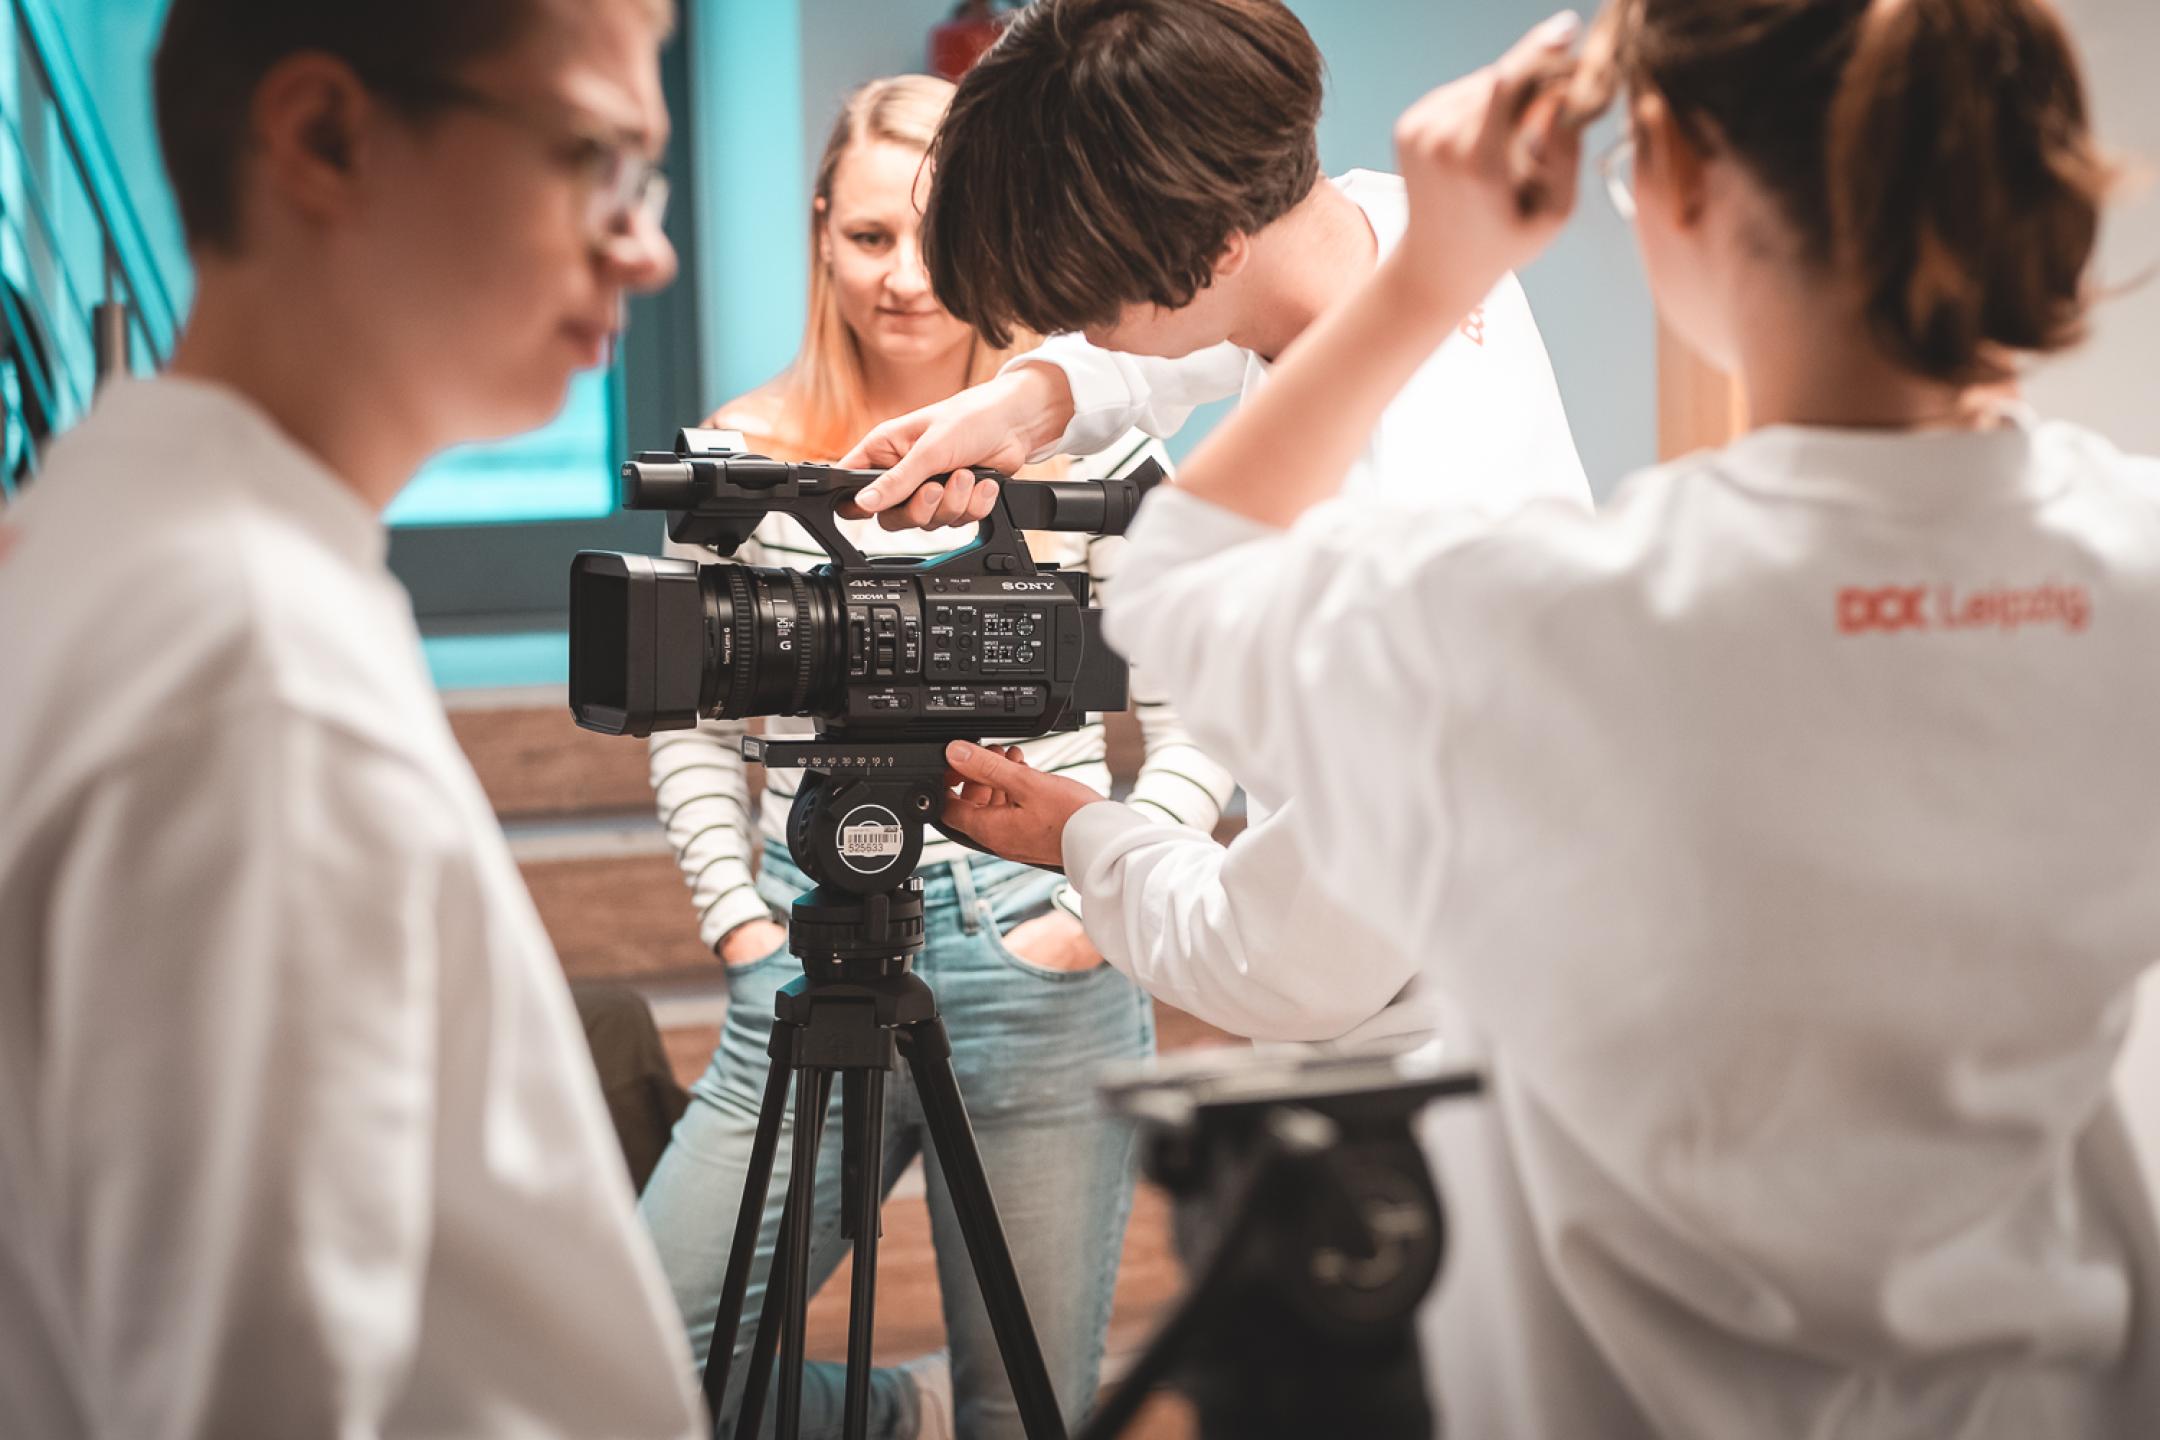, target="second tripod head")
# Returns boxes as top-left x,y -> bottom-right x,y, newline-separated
1087,1046 -> 1483,1440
